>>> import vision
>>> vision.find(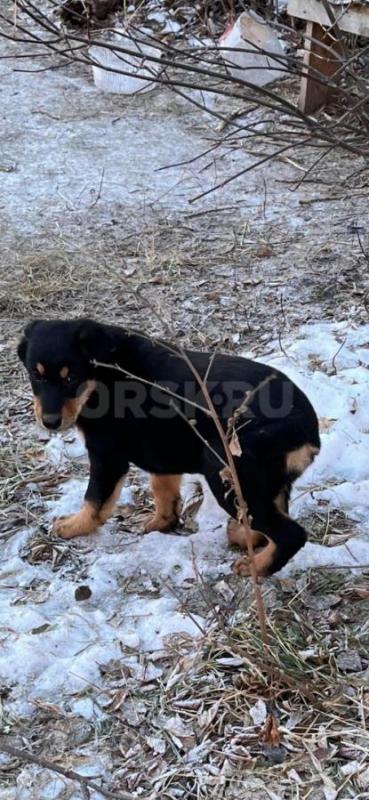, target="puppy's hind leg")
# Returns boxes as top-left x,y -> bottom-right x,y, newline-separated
233,507 -> 308,578
204,451 -> 266,549
204,448 -> 306,578
228,484 -> 291,567
227,519 -> 267,550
